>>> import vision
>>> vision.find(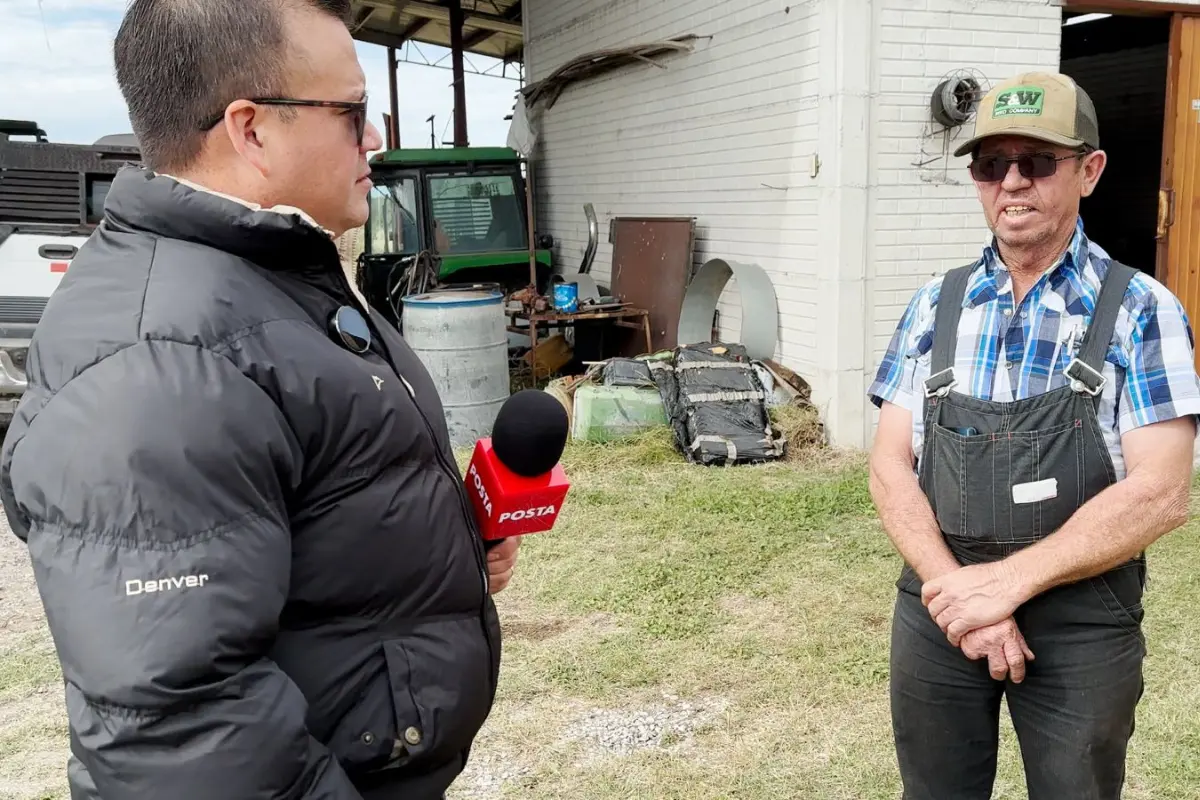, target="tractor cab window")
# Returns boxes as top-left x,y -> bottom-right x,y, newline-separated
365,176 -> 419,255
427,172 -> 526,254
